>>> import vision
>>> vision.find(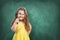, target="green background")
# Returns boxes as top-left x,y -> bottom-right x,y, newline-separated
0,0 -> 60,40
